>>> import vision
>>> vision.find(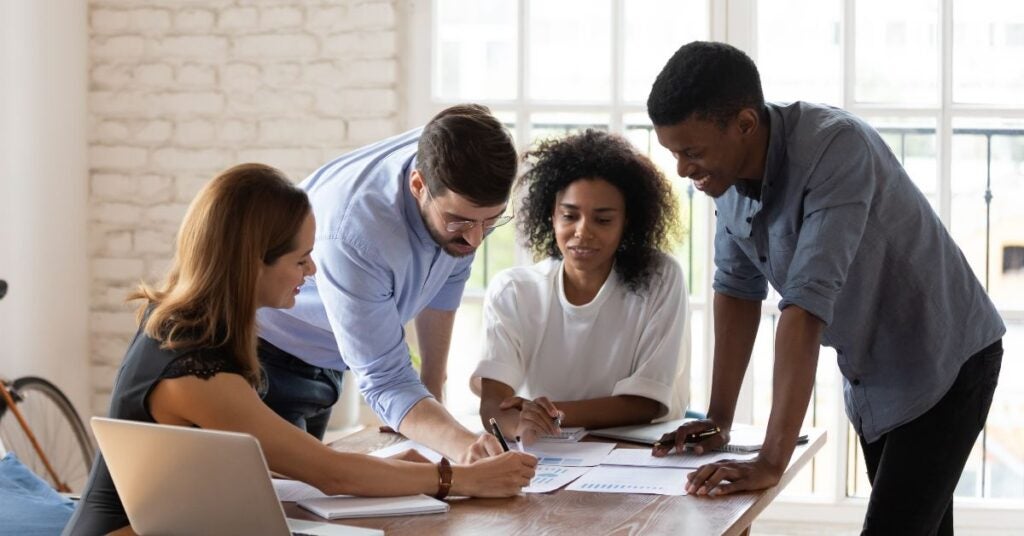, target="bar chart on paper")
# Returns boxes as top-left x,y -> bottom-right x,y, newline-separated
523,465 -> 590,493
567,466 -> 688,496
